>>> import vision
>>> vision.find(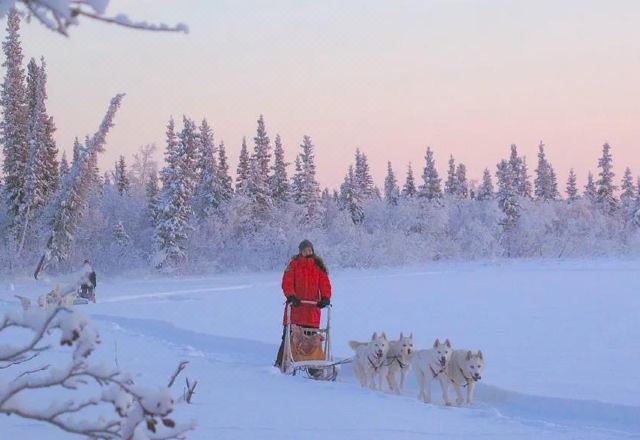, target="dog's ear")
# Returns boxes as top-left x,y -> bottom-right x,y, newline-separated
409,332 -> 413,339
399,332 -> 403,339
433,338 -> 440,348
381,332 -> 388,340
444,339 -> 451,348
371,332 -> 377,341
466,350 -> 472,360
477,350 -> 483,360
